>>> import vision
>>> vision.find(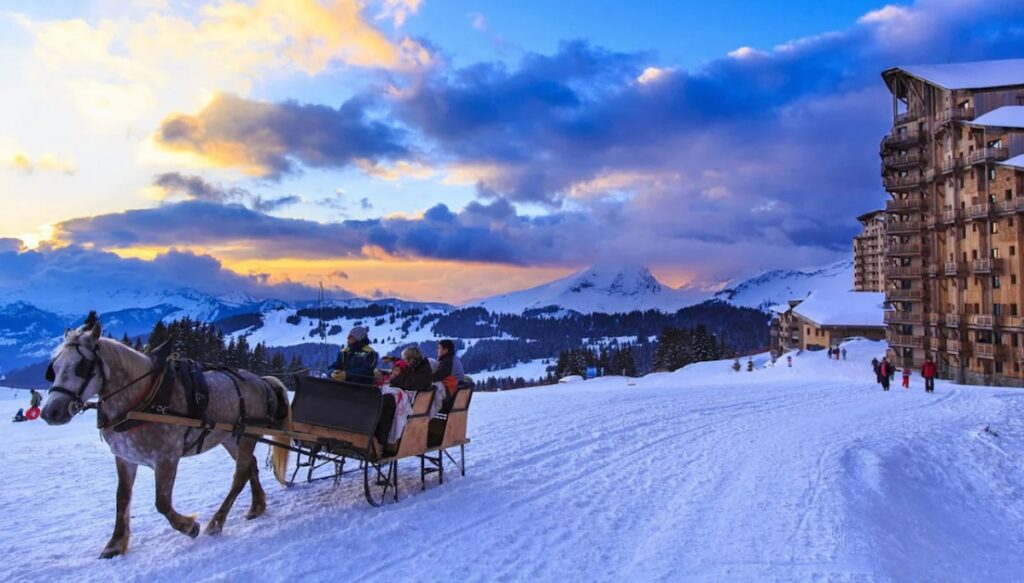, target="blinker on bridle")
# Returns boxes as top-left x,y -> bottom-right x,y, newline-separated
46,342 -> 107,416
